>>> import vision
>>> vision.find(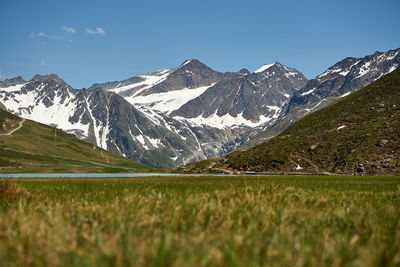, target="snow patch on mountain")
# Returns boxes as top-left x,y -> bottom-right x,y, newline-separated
356,62 -> 372,79
83,95 -> 102,146
100,102 -> 110,150
136,135 -> 148,150
340,92 -> 351,98
147,137 -> 162,148
0,83 -> 28,93
317,68 -> 342,79
180,60 -> 193,67
301,88 -> 316,96
265,106 -> 280,112
304,99 -> 325,113
0,84 -> 90,138
175,111 -> 273,130
126,84 -> 213,114
388,64 -> 398,73
108,69 -> 171,96
386,50 -> 399,61
129,126 -> 149,150
254,63 -> 276,73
